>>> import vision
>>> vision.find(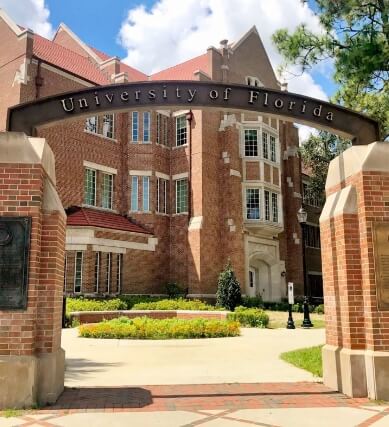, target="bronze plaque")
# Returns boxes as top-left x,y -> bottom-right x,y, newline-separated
373,223 -> 389,310
0,217 -> 31,310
